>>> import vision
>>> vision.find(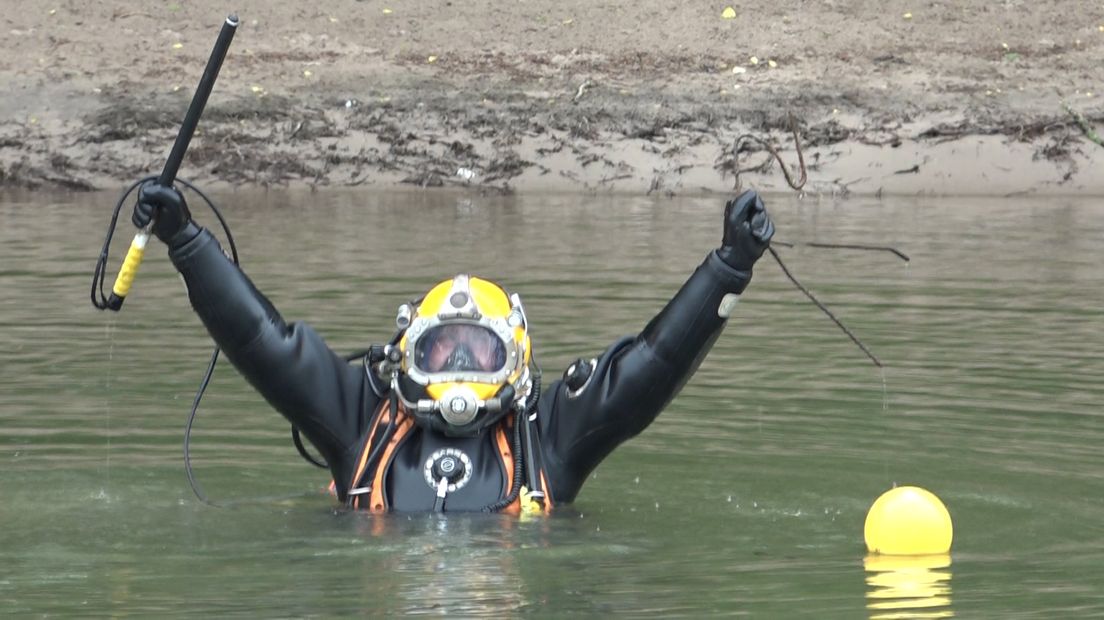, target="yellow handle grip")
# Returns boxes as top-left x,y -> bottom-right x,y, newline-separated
107,230 -> 151,309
